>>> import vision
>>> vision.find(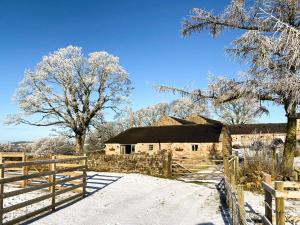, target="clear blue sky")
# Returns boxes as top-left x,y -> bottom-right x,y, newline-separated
0,0 -> 285,142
